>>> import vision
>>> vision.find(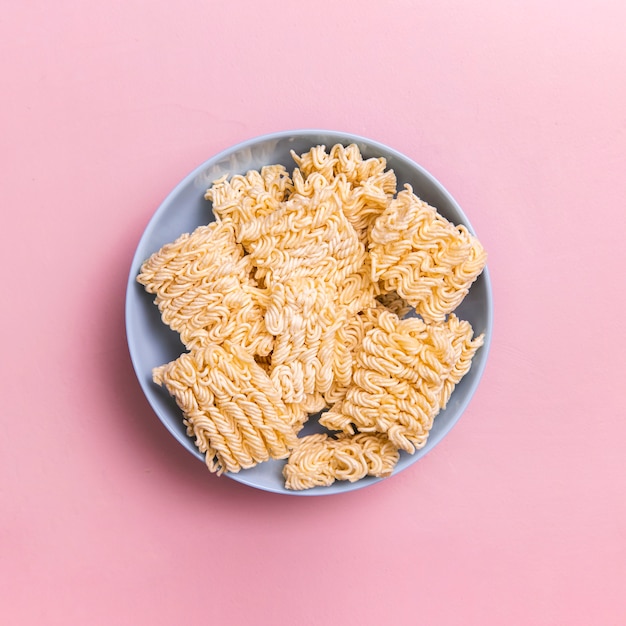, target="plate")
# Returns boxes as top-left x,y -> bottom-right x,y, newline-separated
125,130 -> 493,495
